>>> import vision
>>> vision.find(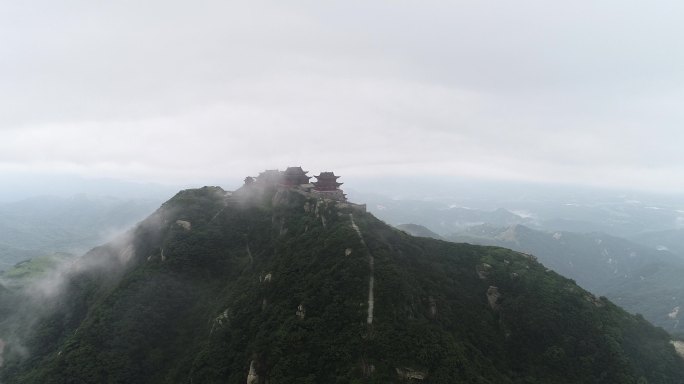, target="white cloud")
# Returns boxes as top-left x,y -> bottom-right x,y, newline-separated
1,1 -> 684,192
